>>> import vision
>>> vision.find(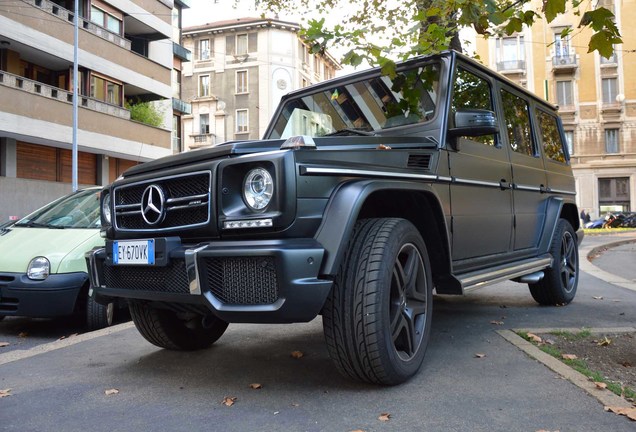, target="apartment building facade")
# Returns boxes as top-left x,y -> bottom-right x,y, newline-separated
474,0 -> 635,219
180,17 -> 340,150
0,0 -> 180,221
